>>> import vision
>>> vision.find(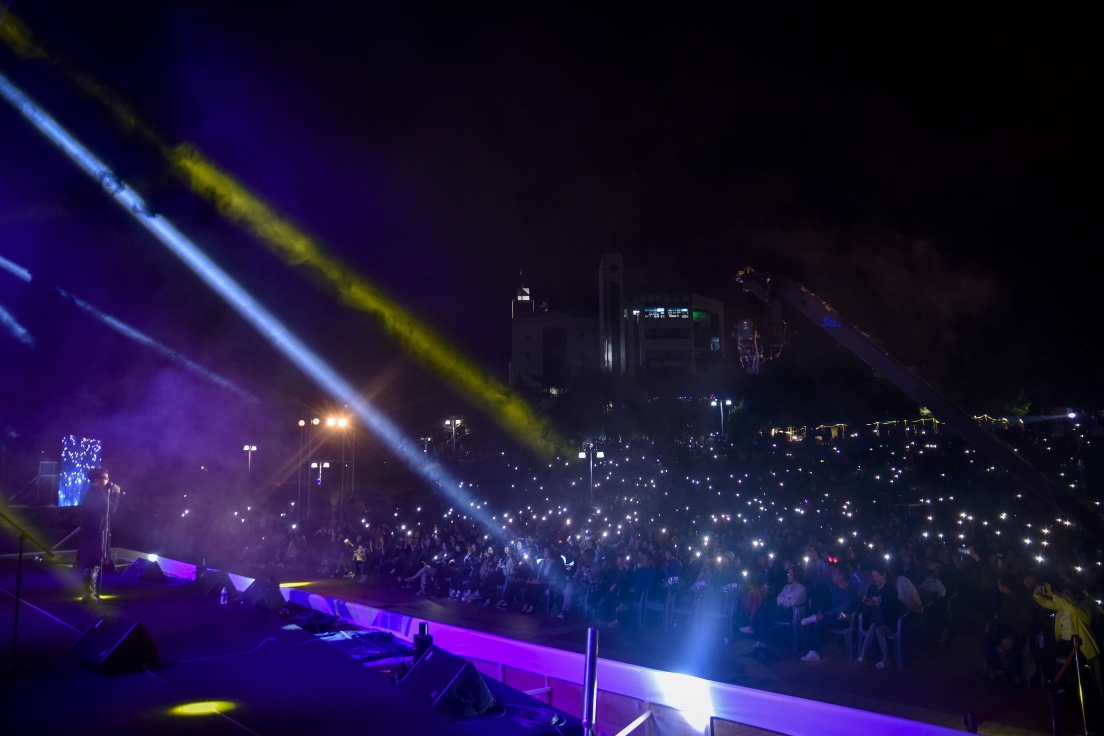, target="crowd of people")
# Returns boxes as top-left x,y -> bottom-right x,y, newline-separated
123,412 -> 1104,692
